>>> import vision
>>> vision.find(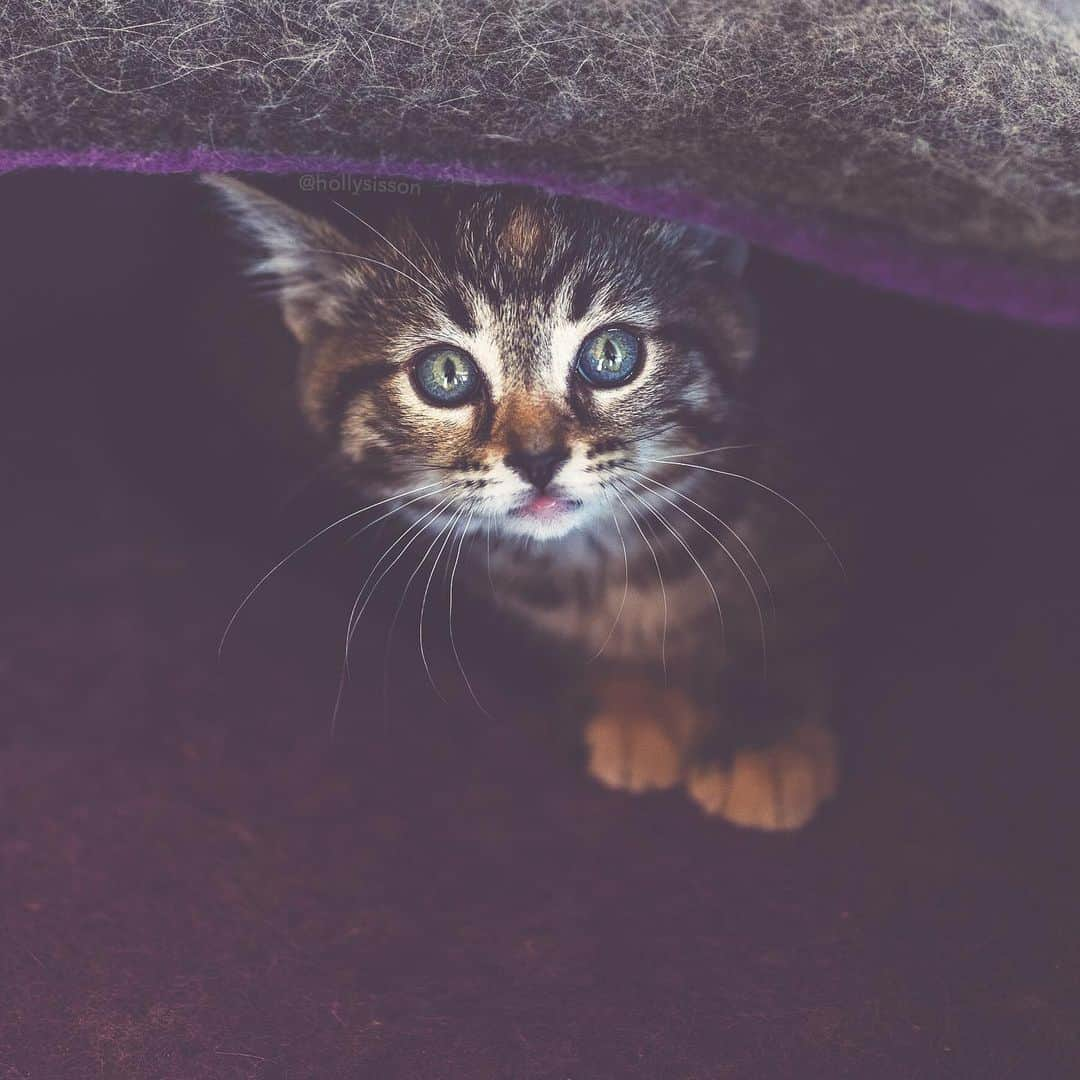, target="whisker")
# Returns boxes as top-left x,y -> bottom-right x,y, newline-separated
642,457 -> 846,576
418,500 -> 472,703
588,506 -> 630,663
610,485 -> 668,681
312,247 -> 444,307
331,488 -> 461,733
219,478 -> 449,657
345,483 -> 453,543
485,516 -> 496,596
380,493 -> 470,720
629,470 -> 769,678
659,443 -> 760,458
627,468 -> 775,619
621,477 -> 729,666
410,227 -> 442,284
331,201 -> 444,294
343,490 -> 461,667
622,422 -> 682,447
448,507 -> 496,721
